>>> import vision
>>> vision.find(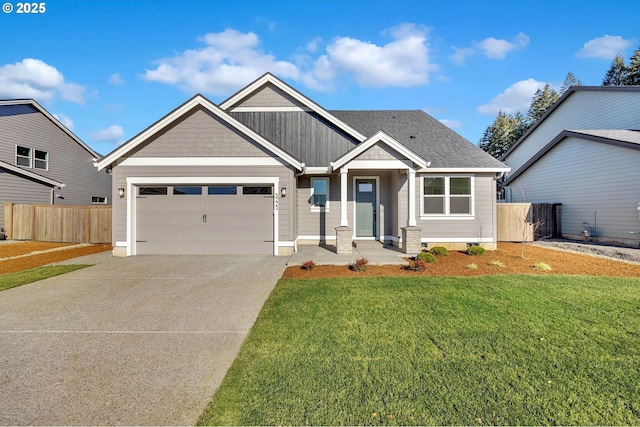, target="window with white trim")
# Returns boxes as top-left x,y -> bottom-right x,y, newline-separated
15,146 -> 49,170
310,177 -> 329,210
91,196 -> 107,204
34,150 -> 49,170
421,176 -> 473,216
16,146 -> 31,167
